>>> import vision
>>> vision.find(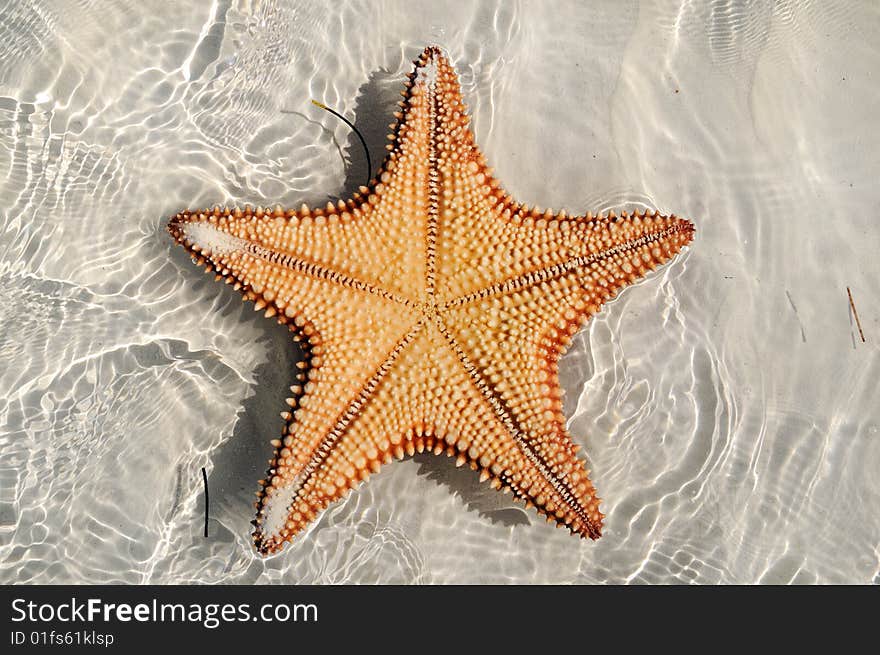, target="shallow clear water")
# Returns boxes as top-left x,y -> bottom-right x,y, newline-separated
1,1 -> 878,584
